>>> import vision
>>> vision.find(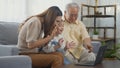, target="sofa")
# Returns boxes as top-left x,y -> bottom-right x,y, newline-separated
0,21 -> 32,68
0,21 -> 101,68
